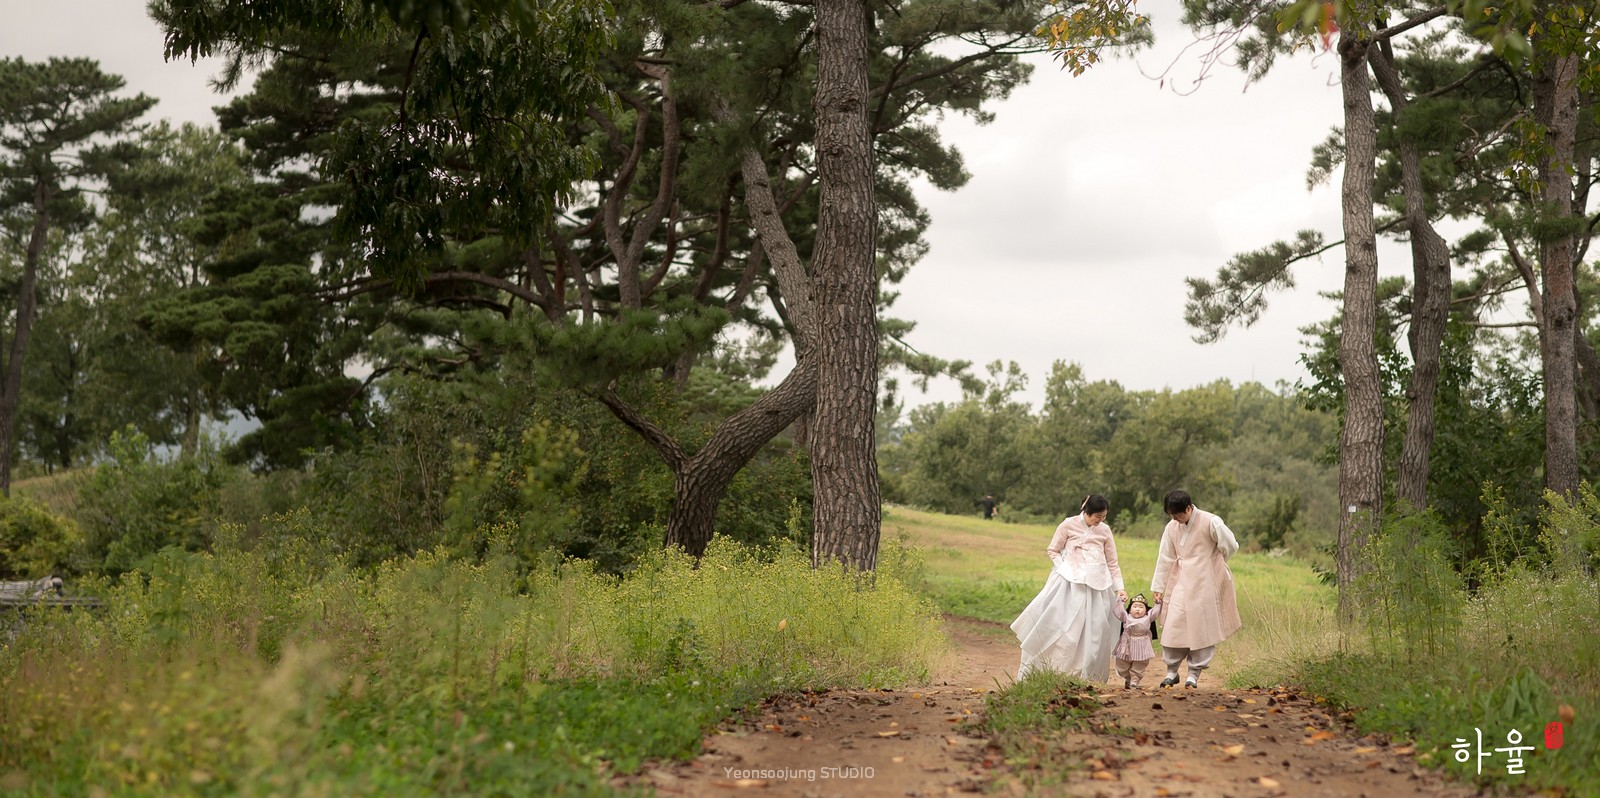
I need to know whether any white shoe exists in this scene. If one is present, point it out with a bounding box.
[1184,674,1199,689]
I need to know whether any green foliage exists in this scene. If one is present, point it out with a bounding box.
[882,363,1338,557]
[0,496,80,578]
[1535,484,1600,578]
[0,537,943,794]
[1297,493,1600,795]
[1301,310,1548,570]
[1350,507,1466,657]
[1184,229,1326,344]
[74,428,231,575]
[299,367,809,573]
[442,422,585,562]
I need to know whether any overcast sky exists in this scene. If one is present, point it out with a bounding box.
[1,0,1431,409]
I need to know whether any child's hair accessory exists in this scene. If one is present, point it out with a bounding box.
[1128,593,1149,609]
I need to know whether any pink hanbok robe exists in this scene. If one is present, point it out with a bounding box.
[1151,508,1241,650]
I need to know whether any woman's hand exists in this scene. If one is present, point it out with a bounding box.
[1152,591,1163,603]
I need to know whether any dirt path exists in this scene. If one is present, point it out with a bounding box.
[628,616,1483,797]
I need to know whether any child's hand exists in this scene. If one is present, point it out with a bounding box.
[1116,590,1128,603]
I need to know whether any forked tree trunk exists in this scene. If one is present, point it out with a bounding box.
[1370,45,1451,510]
[1335,32,1385,621]
[604,356,818,557]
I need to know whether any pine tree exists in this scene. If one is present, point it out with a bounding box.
[0,57,154,492]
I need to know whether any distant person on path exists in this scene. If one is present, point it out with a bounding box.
[1011,494,1126,681]
[976,494,998,520]
[1151,489,1241,689]
[1111,593,1162,689]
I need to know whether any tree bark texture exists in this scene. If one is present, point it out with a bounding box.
[1533,47,1582,497]
[809,0,881,571]
[1335,33,1384,620]
[667,359,819,556]
[1370,45,1451,510]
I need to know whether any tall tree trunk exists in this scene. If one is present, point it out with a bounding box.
[1370,44,1451,510]
[1335,32,1384,621]
[182,379,202,459]
[1532,46,1582,497]
[809,0,880,571]
[0,183,50,495]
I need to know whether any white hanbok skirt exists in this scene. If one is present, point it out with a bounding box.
[1010,570,1118,682]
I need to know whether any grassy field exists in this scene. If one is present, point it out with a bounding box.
[883,505,1337,687]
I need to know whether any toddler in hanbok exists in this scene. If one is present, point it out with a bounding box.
[1111,593,1162,689]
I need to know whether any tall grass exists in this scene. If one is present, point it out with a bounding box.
[0,529,944,796]
[1294,496,1600,795]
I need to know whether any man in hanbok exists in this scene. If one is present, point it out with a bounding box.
[1150,489,1240,688]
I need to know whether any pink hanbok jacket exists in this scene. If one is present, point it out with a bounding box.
[1046,513,1124,592]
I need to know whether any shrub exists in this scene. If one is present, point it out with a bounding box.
[73,428,233,575]
[0,496,81,578]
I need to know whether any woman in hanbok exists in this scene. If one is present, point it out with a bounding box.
[1010,494,1126,681]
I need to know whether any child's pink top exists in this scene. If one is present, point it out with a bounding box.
[1111,601,1162,662]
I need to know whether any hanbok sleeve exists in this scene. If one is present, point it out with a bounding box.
[1103,528,1124,592]
[1211,514,1240,560]
[1046,518,1071,561]
[1151,526,1177,594]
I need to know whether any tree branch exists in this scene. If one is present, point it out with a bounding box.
[598,387,687,472]
[1504,230,1544,326]
[1373,6,1448,42]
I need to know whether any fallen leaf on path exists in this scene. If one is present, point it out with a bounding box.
[874,730,900,737]
[1091,771,1118,781]
[1392,745,1415,755]
[1353,746,1377,754]
[763,725,781,732]
[1258,776,1280,789]
[892,756,905,763]
[1222,744,1245,755]
[1243,698,1258,704]
[1366,760,1382,769]
[1214,706,1227,712]
[1311,731,1336,741]
[1225,728,1247,734]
